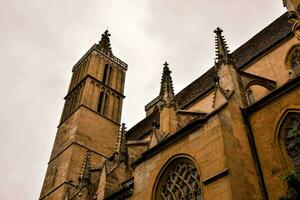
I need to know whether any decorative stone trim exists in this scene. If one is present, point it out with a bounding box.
[203,169,229,185]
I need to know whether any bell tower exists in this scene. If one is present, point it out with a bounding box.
[39,30,127,200]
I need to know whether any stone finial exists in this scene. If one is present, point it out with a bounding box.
[78,150,92,187]
[284,1,300,40]
[159,62,177,108]
[97,30,113,56]
[214,27,233,65]
[114,123,128,164]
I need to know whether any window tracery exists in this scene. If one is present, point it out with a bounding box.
[155,158,202,200]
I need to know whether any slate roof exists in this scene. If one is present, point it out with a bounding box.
[233,12,292,68]
[127,12,293,140]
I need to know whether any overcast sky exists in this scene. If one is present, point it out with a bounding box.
[0,0,286,199]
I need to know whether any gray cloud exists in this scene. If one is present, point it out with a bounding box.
[0,0,285,199]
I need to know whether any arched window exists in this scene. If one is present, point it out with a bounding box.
[97,91,104,113]
[103,92,110,116]
[154,157,202,200]
[115,96,121,122]
[103,64,110,84]
[279,112,300,173]
[108,66,114,87]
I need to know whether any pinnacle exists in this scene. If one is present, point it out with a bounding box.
[159,61,175,99]
[116,123,127,153]
[214,27,223,35]
[97,29,113,56]
[78,150,92,187]
[163,61,169,69]
[214,27,232,65]
[114,123,128,164]
[103,30,111,37]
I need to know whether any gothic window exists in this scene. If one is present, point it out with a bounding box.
[103,64,110,84]
[115,96,121,122]
[108,66,114,87]
[111,94,117,121]
[154,158,202,200]
[97,91,105,113]
[103,92,110,117]
[120,71,125,93]
[288,46,300,76]
[116,69,121,91]
[280,112,300,173]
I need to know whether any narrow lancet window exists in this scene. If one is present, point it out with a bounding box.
[97,91,105,113]
[108,67,114,87]
[103,64,110,84]
[103,92,110,116]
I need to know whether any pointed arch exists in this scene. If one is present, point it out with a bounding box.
[153,155,202,200]
[275,109,300,172]
[103,91,110,117]
[97,90,105,113]
[244,79,276,91]
[103,63,110,84]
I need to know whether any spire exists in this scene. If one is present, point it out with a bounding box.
[159,62,176,107]
[114,123,128,164]
[78,150,92,187]
[214,27,233,65]
[97,30,113,56]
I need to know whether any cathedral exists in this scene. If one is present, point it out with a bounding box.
[39,1,300,199]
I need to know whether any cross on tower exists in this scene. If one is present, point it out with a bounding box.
[163,61,169,68]
[102,30,111,37]
[214,27,223,34]
[121,123,127,133]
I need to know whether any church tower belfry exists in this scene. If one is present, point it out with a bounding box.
[39,30,127,200]
[61,30,127,124]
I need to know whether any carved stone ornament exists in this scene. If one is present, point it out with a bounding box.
[155,158,202,200]
[288,4,300,40]
[97,30,113,56]
[159,62,177,107]
[290,47,300,76]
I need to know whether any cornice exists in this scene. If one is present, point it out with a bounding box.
[64,74,125,100]
[58,104,121,128]
[72,44,128,72]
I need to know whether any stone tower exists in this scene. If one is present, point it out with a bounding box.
[39,30,127,200]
